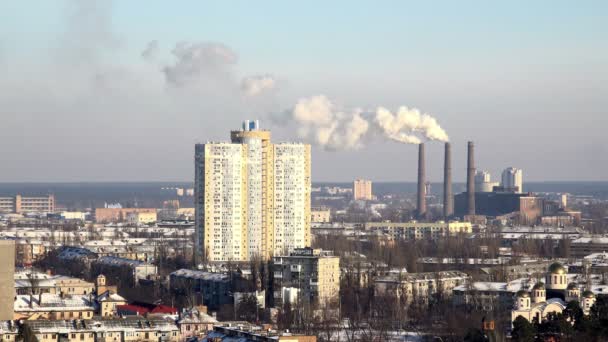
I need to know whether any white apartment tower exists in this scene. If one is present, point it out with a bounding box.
[501,167,523,193]
[195,120,311,263]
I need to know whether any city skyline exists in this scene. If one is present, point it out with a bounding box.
[1,1,607,182]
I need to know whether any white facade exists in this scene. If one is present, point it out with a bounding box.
[195,143,246,262]
[501,167,523,193]
[475,170,499,193]
[194,122,311,263]
[243,136,264,260]
[273,144,310,256]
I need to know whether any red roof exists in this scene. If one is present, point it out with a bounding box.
[117,304,177,315]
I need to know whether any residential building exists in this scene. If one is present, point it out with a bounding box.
[364,221,472,240]
[570,237,608,257]
[0,240,15,320]
[177,307,218,340]
[353,179,373,201]
[375,271,470,305]
[273,248,340,306]
[0,321,18,341]
[14,293,96,320]
[126,211,157,225]
[501,167,523,193]
[169,269,232,310]
[210,324,317,342]
[91,256,157,286]
[22,318,180,342]
[15,271,96,296]
[0,195,55,214]
[310,207,331,223]
[194,120,311,262]
[94,208,156,223]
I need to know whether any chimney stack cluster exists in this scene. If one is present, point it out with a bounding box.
[415,140,476,220]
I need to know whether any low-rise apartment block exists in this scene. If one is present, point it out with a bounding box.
[375,271,470,305]
[22,318,180,342]
[365,221,472,240]
[273,248,340,306]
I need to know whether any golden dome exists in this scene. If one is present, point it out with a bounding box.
[516,290,530,298]
[548,262,566,274]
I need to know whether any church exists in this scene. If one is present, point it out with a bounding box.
[511,262,597,323]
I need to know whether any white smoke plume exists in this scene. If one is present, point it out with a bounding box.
[241,74,277,96]
[141,40,159,61]
[281,95,448,149]
[162,42,238,87]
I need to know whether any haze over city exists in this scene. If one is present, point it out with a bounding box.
[1,0,607,182]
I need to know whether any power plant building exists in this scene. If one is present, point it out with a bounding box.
[501,167,523,193]
[194,121,311,262]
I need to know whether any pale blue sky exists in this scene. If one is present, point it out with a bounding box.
[0,1,606,182]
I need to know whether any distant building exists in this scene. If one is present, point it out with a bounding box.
[455,192,541,223]
[475,170,499,193]
[194,121,311,262]
[310,207,331,223]
[571,237,608,257]
[59,211,87,221]
[511,262,597,324]
[0,240,15,320]
[364,221,472,240]
[210,324,317,342]
[375,271,470,305]
[273,248,340,306]
[94,208,156,223]
[501,167,523,193]
[14,293,96,320]
[91,256,157,286]
[169,269,232,310]
[0,194,55,214]
[126,211,157,225]
[353,179,373,201]
[22,318,180,342]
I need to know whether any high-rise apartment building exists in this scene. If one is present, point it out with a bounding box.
[194,121,311,263]
[353,179,373,201]
[501,167,523,193]
[0,194,55,214]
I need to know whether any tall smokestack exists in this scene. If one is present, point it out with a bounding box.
[443,142,453,218]
[417,143,426,219]
[467,141,476,215]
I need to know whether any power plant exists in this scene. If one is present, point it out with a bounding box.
[466,141,476,215]
[417,143,426,219]
[443,142,453,218]
[415,140,475,220]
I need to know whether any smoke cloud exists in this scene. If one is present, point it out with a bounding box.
[279,95,448,149]
[141,40,159,61]
[241,74,277,96]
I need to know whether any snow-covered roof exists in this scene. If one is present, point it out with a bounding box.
[14,294,96,312]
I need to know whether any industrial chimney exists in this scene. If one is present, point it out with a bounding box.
[443,142,453,218]
[417,143,426,219]
[467,141,476,215]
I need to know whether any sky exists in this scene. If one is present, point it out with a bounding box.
[0,0,606,182]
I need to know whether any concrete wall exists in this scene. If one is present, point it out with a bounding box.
[0,240,15,320]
